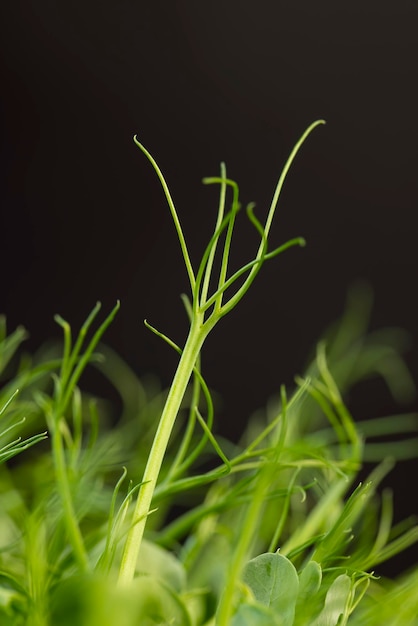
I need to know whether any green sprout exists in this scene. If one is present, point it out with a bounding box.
[117,120,325,585]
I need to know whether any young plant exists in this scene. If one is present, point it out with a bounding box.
[117,120,325,585]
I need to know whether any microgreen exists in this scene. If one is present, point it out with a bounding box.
[117,120,324,586]
[0,123,417,625]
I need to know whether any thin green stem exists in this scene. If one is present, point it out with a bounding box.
[51,418,89,571]
[221,120,325,315]
[164,365,201,482]
[118,319,211,585]
[202,236,305,315]
[200,162,227,306]
[193,206,237,314]
[133,136,196,292]
[143,318,216,480]
[263,120,325,242]
[214,179,240,311]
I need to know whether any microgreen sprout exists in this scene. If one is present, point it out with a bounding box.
[118,120,325,585]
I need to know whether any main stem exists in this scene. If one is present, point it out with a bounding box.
[118,319,208,585]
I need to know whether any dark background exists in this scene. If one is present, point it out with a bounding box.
[1,1,417,574]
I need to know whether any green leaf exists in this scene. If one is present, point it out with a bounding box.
[231,602,281,626]
[137,539,187,593]
[297,560,322,603]
[241,552,299,626]
[125,576,192,626]
[312,574,351,626]
[50,574,192,626]
[294,562,323,625]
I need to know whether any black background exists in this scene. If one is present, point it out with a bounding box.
[1,1,417,574]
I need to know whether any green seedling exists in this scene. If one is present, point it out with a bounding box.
[118,119,325,586]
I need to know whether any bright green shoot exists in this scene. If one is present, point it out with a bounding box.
[118,119,326,585]
[41,301,120,572]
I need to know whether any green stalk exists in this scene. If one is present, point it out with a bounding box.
[118,317,211,584]
[51,418,89,571]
